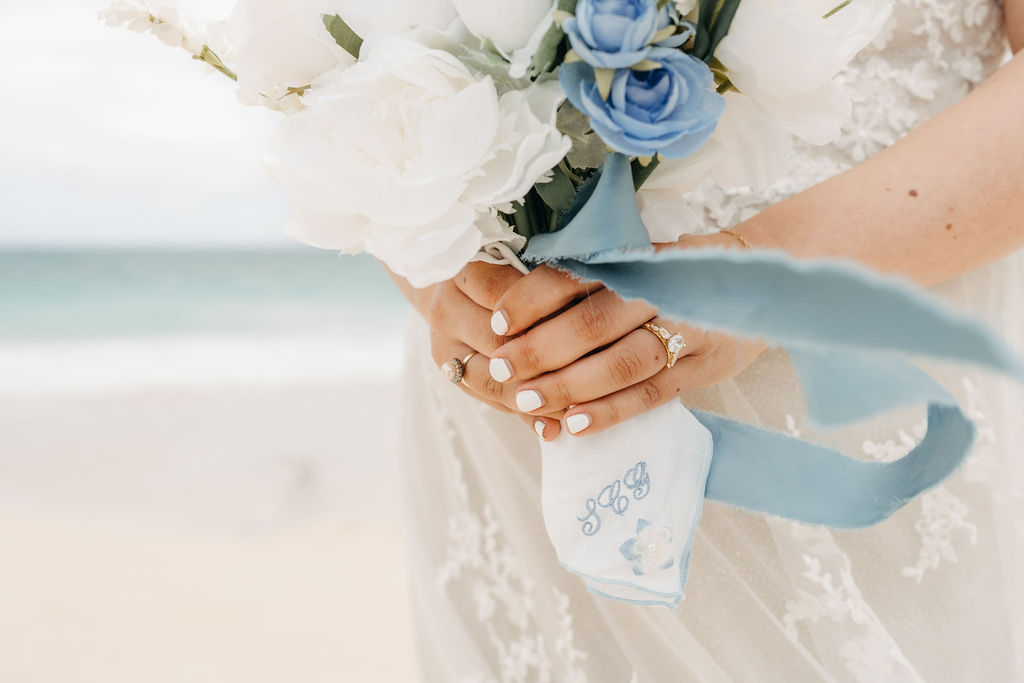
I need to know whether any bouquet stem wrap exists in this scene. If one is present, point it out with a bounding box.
[526,153,1024,607]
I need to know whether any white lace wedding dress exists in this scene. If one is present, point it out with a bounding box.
[397,2,1024,680]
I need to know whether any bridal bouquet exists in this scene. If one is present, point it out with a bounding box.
[104,0,1024,607]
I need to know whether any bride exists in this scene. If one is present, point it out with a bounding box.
[385,0,1024,680]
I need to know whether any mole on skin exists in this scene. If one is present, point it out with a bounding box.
[908,189,919,197]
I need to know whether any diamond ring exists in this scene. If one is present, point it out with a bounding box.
[442,352,478,385]
[642,322,686,369]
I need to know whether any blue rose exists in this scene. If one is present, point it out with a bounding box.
[559,48,725,159]
[564,0,686,69]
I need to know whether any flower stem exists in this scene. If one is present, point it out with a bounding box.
[193,46,237,82]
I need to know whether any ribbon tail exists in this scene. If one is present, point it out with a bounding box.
[699,401,975,528]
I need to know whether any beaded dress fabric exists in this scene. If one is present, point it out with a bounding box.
[398,2,1024,680]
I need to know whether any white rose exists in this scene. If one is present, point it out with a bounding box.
[452,0,554,54]
[707,0,892,189]
[222,0,354,113]
[265,35,571,287]
[716,0,892,144]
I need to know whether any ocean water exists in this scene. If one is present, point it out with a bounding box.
[0,249,415,529]
[0,249,414,395]
[0,249,408,342]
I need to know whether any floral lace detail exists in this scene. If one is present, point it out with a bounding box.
[857,375,999,582]
[428,376,628,683]
[901,487,979,582]
[682,0,1006,236]
[962,376,998,484]
[781,525,923,683]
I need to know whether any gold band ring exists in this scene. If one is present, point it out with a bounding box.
[442,351,478,384]
[642,322,686,369]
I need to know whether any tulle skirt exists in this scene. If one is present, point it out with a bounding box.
[398,250,1024,682]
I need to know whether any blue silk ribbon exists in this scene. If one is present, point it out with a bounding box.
[524,152,1024,531]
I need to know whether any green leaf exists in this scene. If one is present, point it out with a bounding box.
[534,164,579,217]
[454,40,532,91]
[322,14,363,60]
[527,0,579,78]
[557,104,607,170]
[691,0,742,64]
[631,156,662,191]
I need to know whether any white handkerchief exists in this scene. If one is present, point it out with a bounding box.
[539,401,714,607]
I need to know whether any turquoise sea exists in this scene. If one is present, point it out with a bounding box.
[0,249,409,342]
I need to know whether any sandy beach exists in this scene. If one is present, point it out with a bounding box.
[0,336,420,682]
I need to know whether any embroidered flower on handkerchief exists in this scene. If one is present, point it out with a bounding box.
[619,519,674,576]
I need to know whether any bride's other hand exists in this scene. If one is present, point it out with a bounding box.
[392,261,567,438]
[490,263,767,436]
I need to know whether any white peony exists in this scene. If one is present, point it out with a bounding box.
[637,141,723,243]
[265,34,571,287]
[710,0,892,189]
[219,0,355,113]
[452,0,554,55]
[327,0,458,40]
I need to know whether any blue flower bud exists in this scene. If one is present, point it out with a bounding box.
[559,48,725,159]
[564,0,662,69]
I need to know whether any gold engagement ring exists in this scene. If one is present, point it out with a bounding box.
[642,322,686,369]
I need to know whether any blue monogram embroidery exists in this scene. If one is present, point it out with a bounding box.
[597,480,630,515]
[577,498,601,536]
[623,461,651,500]
[577,462,653,536]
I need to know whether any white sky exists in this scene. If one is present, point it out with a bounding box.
[0,0,294,248]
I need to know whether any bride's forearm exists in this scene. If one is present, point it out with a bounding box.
[721,50,1024,287]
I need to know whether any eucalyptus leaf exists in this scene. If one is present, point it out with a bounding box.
[456,42,528,91]
[557,104,607,170]
[322,14,363,60]
[535,165,579,217]
[528,0,579,78]
[691,0,742,63]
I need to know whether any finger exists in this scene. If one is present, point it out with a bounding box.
[516,414,562,442]
[453,261,524,311]
[490,265,603,337]
[459,350,522,410]
[560,354,706,436]
[428,281,508,356]
[508,327,668,414]
[490,289,657,387]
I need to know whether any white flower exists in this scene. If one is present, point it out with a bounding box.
[710,0,892,189]
[638,141,722,242]
[674,0,697,16]
[326,0,458,39]
[452,0,554,55]
[265,35,571,287]
[100,0,206,55]
[219,0,355,113]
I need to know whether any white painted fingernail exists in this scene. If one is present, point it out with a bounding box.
[566,413,592,435]
[491,310,510,336]
[534,420,546,439]
[489,358,513,383]
[516,390,544,412]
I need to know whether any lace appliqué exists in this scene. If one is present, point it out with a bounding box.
[679,0,1007,239]
[781,525,923,683]
[428,375,639,683]
[858,375,998,583]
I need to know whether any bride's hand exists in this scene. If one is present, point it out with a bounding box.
[420,261,575,435]
[490,265,768,437]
